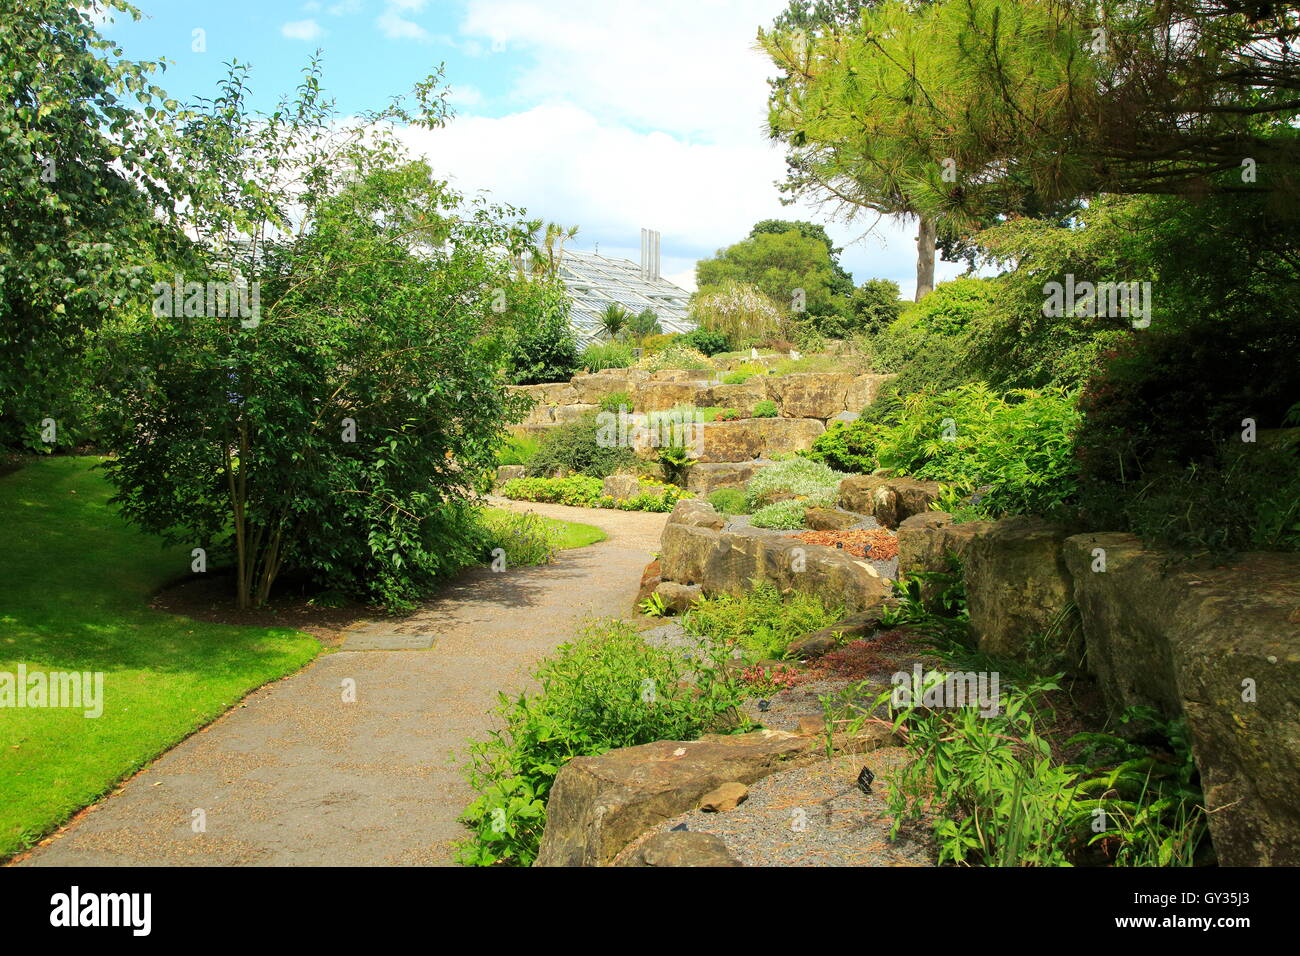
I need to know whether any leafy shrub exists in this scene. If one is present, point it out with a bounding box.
[525,413,637,478]
[749,498,812,530]
[1101,442,1300,554]
[707,488,749,515]
[639,333,679,354]
[458,619,745,865]
[495,434,541,467]
[599,391,633,413]
[905,277,998,336]
[806,418,885,473]
[500,475,691,512]
[501,474,604,507]
[713,407,742,422]
[744,456,845,512]
[477,508,559,567]
[636,345,714,372]
[683,581,843,661]
[581,341,634,373]
[752,399,779,418]
[679,327,732,356]
[872,383,1082,519]
[504,279,582,385]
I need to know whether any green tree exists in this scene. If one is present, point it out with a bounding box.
[695,229,841,322]
[0,0,186,450]
[597,302,631,340]
[98,63,531,610]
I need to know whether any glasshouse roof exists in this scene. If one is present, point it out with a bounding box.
[556,249,695,348]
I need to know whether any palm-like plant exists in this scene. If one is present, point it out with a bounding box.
[598,303,631,340]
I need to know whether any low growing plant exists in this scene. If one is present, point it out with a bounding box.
[458,619,746,865]
[683,581,842,661]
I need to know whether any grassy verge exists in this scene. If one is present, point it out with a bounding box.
[480,506,606,551]
[0,458,321,860]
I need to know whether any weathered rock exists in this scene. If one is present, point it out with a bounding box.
[570,371,646,404]
[509,381,578,406]
[1062,533,1300,866]
[601,473,641,500]
[844,373,896,412]
[651,368,716,382]
[634,380,710,412]
[804,507,861,531]
[768,372,856,420]
[653,581,703,614]
[635,559,662,607]
[684,461,767,495]
[698,417,824,463]
[667,498,726,530]
[796,715,826,736]
[701,379,769,416]
[787,609,885,659]
[494,464,526,486]
[896,512,994,601]
[838,475,942,529]
[617,831,743,867]
[965,517,1077,659]
[658,520,891,613]
[699,781,749,812]
[534,730,816,866]
[550,402,600,424]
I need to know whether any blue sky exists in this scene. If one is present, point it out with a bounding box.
[101,0,967,295]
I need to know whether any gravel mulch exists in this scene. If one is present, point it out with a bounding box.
[616,749,936,867]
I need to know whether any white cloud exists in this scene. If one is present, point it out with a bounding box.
[460,0,788,146]
[378,9,430,41]
[394,101,964,297]
[282,19,324,41]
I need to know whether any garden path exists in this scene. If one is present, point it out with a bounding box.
[17,500,666,867]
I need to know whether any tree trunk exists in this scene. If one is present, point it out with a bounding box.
[915,216,937,301]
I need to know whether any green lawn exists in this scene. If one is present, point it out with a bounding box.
[0,458,321,859]
[480,506,607,550]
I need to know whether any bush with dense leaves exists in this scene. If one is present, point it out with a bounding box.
[525,412,637,478]
[678,327,732,356]
[744,456,846,513]
[504,279,582,385]
[872,383,1081,519]
[499,475,691,512]
[683,581,843,661]
[458,619,745,865]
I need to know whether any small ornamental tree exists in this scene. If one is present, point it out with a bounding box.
[98,64,531,610]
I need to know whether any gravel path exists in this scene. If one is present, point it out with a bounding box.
[617,749,935,867]
[15,500,666,867]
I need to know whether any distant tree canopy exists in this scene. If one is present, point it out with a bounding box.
[696,227,843,319]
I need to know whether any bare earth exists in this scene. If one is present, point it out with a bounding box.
[16,499,667,867]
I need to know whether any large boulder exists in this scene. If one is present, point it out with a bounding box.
[844,373,896,411]
[634,380,710,412]
[838,475,942,529]
[570,371,647,404]
[787,609,888,659]
[534,730,816,866]
[965,517,1077,659]
[684,461,768,495]
[698,417,824,463]
[601,473,642,500]
[651,369,716,382]
[550,402,600,424]
[1062,533,1300,866]
[617,831,743,867]
[767,372,856,420]
[509,381,578,407]
[701,379,770,416]
[653,581,703,614]
[804,507,862,531]
[658,519,892,613]
[896,512,994,603]
[494,465,526,487]
[667,499,726,531]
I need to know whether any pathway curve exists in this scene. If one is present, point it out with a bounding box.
[18,500,667,867]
